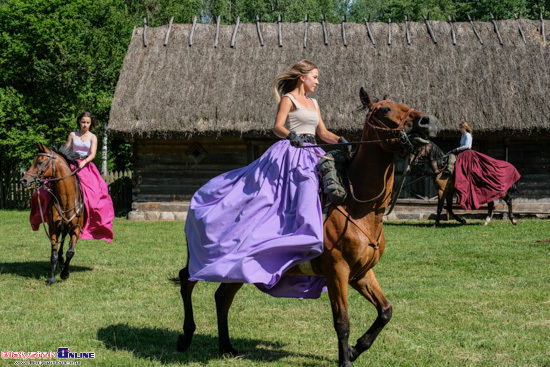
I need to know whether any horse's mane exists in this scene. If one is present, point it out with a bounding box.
[48,144,80,166]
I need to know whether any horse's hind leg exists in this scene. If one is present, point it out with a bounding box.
[484,201,495,226]
[215,282,243,356]
[176,267,198,353]
[502,194,517,225]
[325,267,353,367]
[434,196,444,227]
[349,269,392,363]
[447,194,465,225]
[60,233,77,280]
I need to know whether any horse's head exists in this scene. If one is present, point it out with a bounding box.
[20,143,57,187]
[359,87,438,153]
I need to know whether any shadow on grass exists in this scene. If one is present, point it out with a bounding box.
[0,261,93,280]
[98,323,333,366]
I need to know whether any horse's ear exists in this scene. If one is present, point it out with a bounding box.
[360,87,374,108]
[37,143,49,153]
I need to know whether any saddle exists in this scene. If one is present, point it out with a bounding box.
[317,151,352,206]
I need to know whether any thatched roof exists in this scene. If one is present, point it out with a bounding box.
[108,19,550,139]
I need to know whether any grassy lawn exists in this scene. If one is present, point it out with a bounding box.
[0,210,548,366]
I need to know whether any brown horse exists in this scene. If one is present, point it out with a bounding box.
[415,141,517,227]
[173,87,438,367]
[21,143,85,285]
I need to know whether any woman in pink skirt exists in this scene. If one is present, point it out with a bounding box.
[30,112,114,242]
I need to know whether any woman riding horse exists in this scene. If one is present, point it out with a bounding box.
[174,86,438,367]
[415,138,519,227]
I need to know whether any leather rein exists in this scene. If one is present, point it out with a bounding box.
[31,152,85,240]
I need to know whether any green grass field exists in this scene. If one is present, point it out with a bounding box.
[0,210,548,366]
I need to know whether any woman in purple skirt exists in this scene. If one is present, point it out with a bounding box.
[185,60,349,299]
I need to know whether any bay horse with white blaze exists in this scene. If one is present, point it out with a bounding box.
[414,141,517,227]
[21,143,85,285]
[173,88,438,367]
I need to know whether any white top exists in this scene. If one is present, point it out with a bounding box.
[72,133,92,158]
[457,132,472,152]
[283,94,319,135]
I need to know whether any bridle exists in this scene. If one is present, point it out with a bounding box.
[363,99,417,153]
[31,151,84,240]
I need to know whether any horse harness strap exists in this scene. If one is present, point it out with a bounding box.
[334,205,382,283]
[334,206,381,250]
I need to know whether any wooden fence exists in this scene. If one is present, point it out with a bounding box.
[0,166,133,216]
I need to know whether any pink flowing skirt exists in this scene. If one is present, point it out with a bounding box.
[30,161,114,242]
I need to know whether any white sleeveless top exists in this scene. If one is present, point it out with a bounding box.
[72,133,92,158]
[283,94,319,135]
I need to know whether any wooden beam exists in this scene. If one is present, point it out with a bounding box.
[231,16,240,48]
[515,14,526,44]
[278,15,283,47]
[164,17,174,46]
[490,13,503,45]
[189,16,197,47]
[364,18,375,45]
[448,16,456,45]
[303,15,309,48]
[214,15,220,48]
[341,15,347,46]
[142,18,147,47]
[322,14,328,45]
[467,14,484,45]
[405,15,410,45]
[388,18,392,45]
[423,14,437,44]
[256,15,264,46]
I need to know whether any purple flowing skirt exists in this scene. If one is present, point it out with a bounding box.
[30,161,114,242]
[185,140,328,299]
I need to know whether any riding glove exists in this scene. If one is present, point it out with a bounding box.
[339,136,352,155]
[286,131,304,147]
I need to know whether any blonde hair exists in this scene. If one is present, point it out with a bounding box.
[459,121,473,136]
[273,59,318,104]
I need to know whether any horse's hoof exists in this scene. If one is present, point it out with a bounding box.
[512,219,517,225]
[60,271,69,280]
[176,334,192,352]
[46,278,56,286]
[460,219,466,225]
[348,346,359,362]
[219,345,239,357]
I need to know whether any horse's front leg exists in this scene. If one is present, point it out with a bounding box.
[176,267,198,353]
[58,234,65,266]
[215,282,243,356]
[349,269,392,362]
[47,228,60,286]
[60,233,77,280]
[325,266,353,367]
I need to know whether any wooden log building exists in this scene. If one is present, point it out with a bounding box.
[108,18,550,220]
